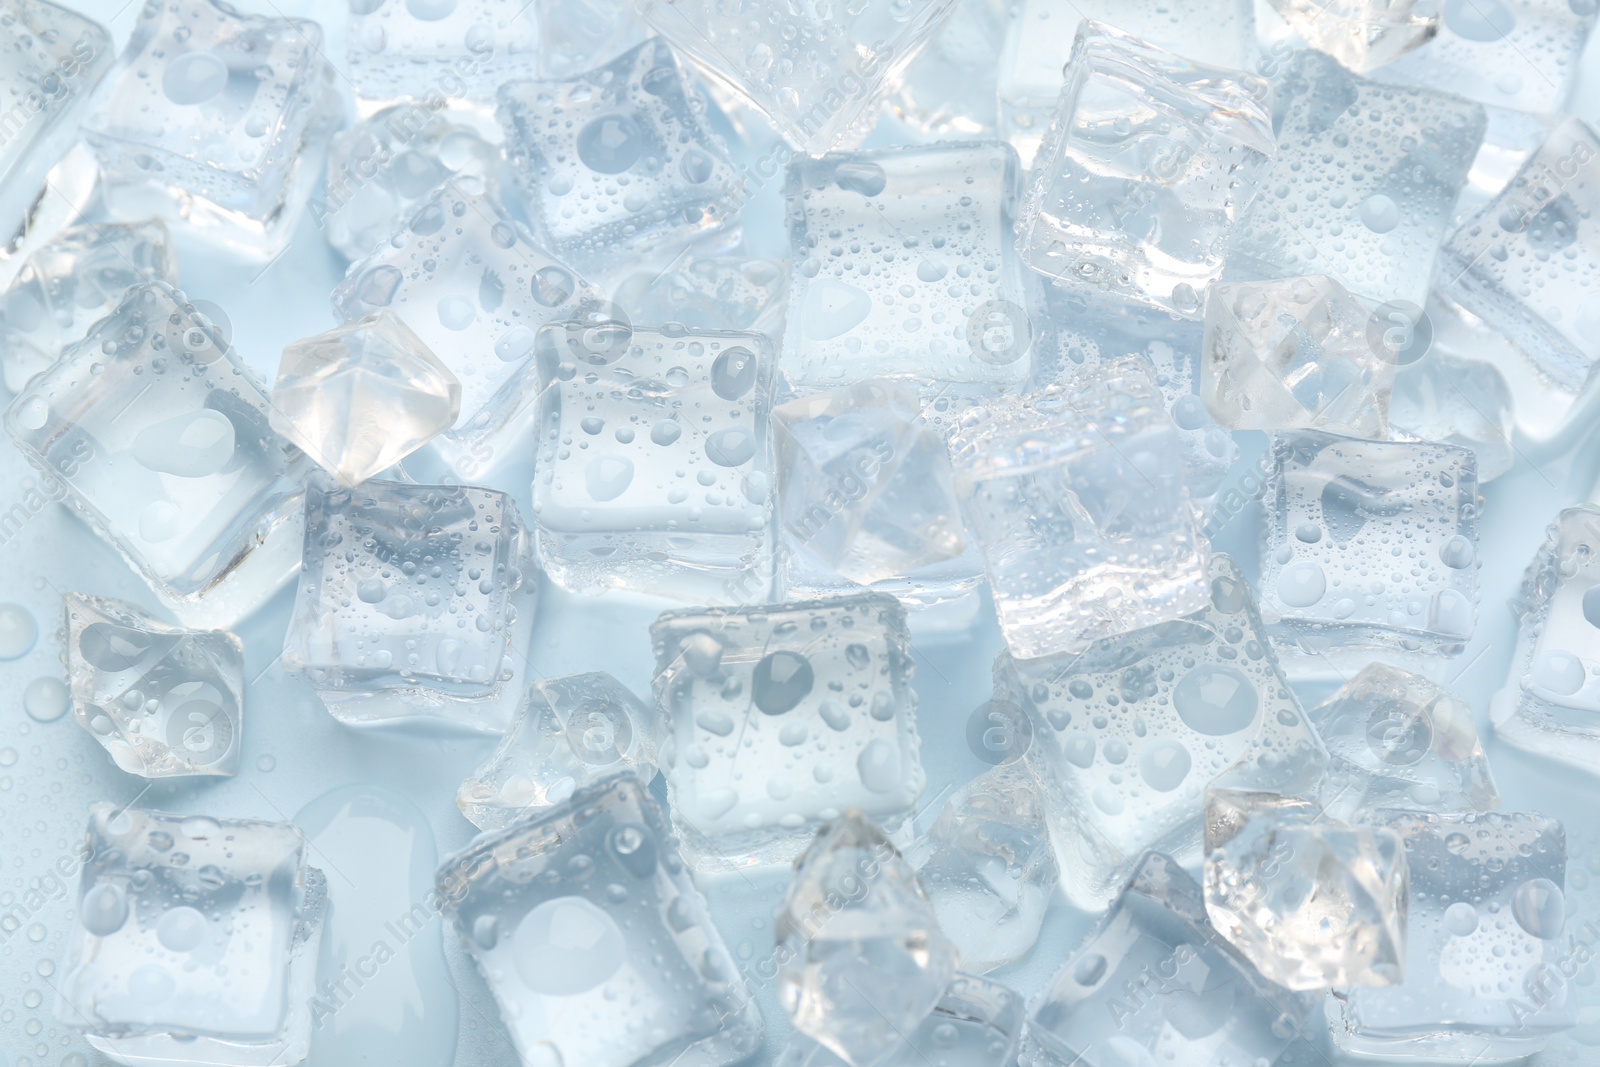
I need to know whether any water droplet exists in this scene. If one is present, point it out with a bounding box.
[156,906,208,952]
[23,676,68,721]
[1276,561,1326,607]
[513,897,625,993]
[710,347,758,400]
[81,883,129,936]
[1139,738,1191,792]
[1513,878,1565,939]
[833,161,887,196]
[585,454,634,501]
[577,114,645,174]
[0,604,37,659]
[1531,650,1586,696]
[705,426,756,467]
[754,651,813,714]
[437,295,476,331]
[1074,952,1107,986]
[163,52,229,105]
[1443,900,1478,936]
[1439,535,1475,569]
[1358,193,1401,234]
[1172,666,1258,735]
[857,739,901,793]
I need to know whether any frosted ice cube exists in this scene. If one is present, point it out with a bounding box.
[80,0,340,258]
[498,39,744,275]
[533,323,776,602]
[1228,50,1486,307]
[783,141,1036,391]
[1202,275,1397,438]
[904,762,1058,973]
[1262,0,1439,73]
[1016,21,1274,318]
[1330,810,1573,1062]
[436,772,764,1067]
[948,356,1211,660]
[775,972,1023,1066]
[456,672,658,829]
[282,477,538,732]
[612,255,787,334]
[888,0,1008,137]
[997,553,1328,909]
[58,804,325,1067]
[3,282,309,629]
[650,594,925,868]
[1389,349,1516,482]
[269,311,462,487]
[63,594,242,778]
[776,812,959,1066]
[0,218,178,393]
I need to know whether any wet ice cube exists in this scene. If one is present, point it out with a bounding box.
[903,762,1058,973]
[997,553,1328,909]
[1016,22,1274,319]
[269,311,462,487]
[948,357,1210,660]
[80,0,339,258]
[63,593,242,778]
[456,672,658,829]
[282,477,538,733]
[0,218,177,393]
[3,282,309,629]
[1389,349,1516,482]
[1262,0,1439,73]
[1312,662,1499,821]
[436,772,763,1067]
[777,812,960,1065]
[1202,275,1398,438]
[650,594,925,868]
[1331,810,1573,1062]
[776,972,1023,1066]
[1025,851,1313,1067]
[1228,51,1486,307]
[612,255,788,334]
[59,805,325,1067]
[783,141,1036,390]
[533,324,776,602]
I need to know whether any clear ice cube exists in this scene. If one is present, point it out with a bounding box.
[63,593,242,778]
[456,671,658,829]
[650,594,925,867]
[269,310,462,487]
[776,812,960,1066]
[612,255,788,334]
[58,804,326,1067]
[1016,21,1275,318]
[1389,349,1516,482]
[775,972,1023,1066]
[282,477,538,732]
[436,772,764,1067]
[3,282,309,629]
[1261,0,1439,73]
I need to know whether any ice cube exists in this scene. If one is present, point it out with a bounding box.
[533,323,776,602]
[58,804,326,1067]
[1228,50,1486,308]
[888,0,1008,137]
[456,672,658,829]
[612,255,788,334]
[1025,851,1313,1067]
[1202,275,1398,438]
[0,218,178,393]
[80,0,340,258]
[63,593,242,778]
[904,762,1058,973]
[269,311,462,487]
[499,39,744,275]
[1389,349,1516,482]
[1204,790,1408,990]
[282,477,538,732]
[1262,0,1439,73]
[1312,662,1499,820]
[775,972,1023,1066]
[948,356,1211,660]
[1016,22,1274,318]
[438,772,763,1067]
[777,812,960,1065]
[3,282,309,629]
[650,594,925,867]
[1330,810,1573,1062]
[783,141,1037,391]
[996,553,1329,909]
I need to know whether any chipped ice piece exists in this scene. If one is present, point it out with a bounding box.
[948,356,1211,660]
[1260,430,1482,667]
[282,478,538,733]
[1312,662,1499,820]
[58,805,325,1067]
[81,0,340,258]
[1331,810,1573,1062]
[904,762,1058,973]
[650,594,925,867]
[499,39,744,275]
[63,594,242,778]
[1204,790,1408,990]
[437,772,764,1067]
[612,255,787,334]
[783,141,1036,391]
[1389,350,1516,483]
[1017,22,1274,318]
[456,672,658,830]
[1202,275,1397,438]
[1229,50,1486,308]
[1025,852,1313,1067]
[1262,0,1439,73]
[270,311,462,487]
[888,0,1008,137]
[0,218,178,393]
[777,813,959,1065]
[3,282,309,629]
[775,972,1023,1066]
